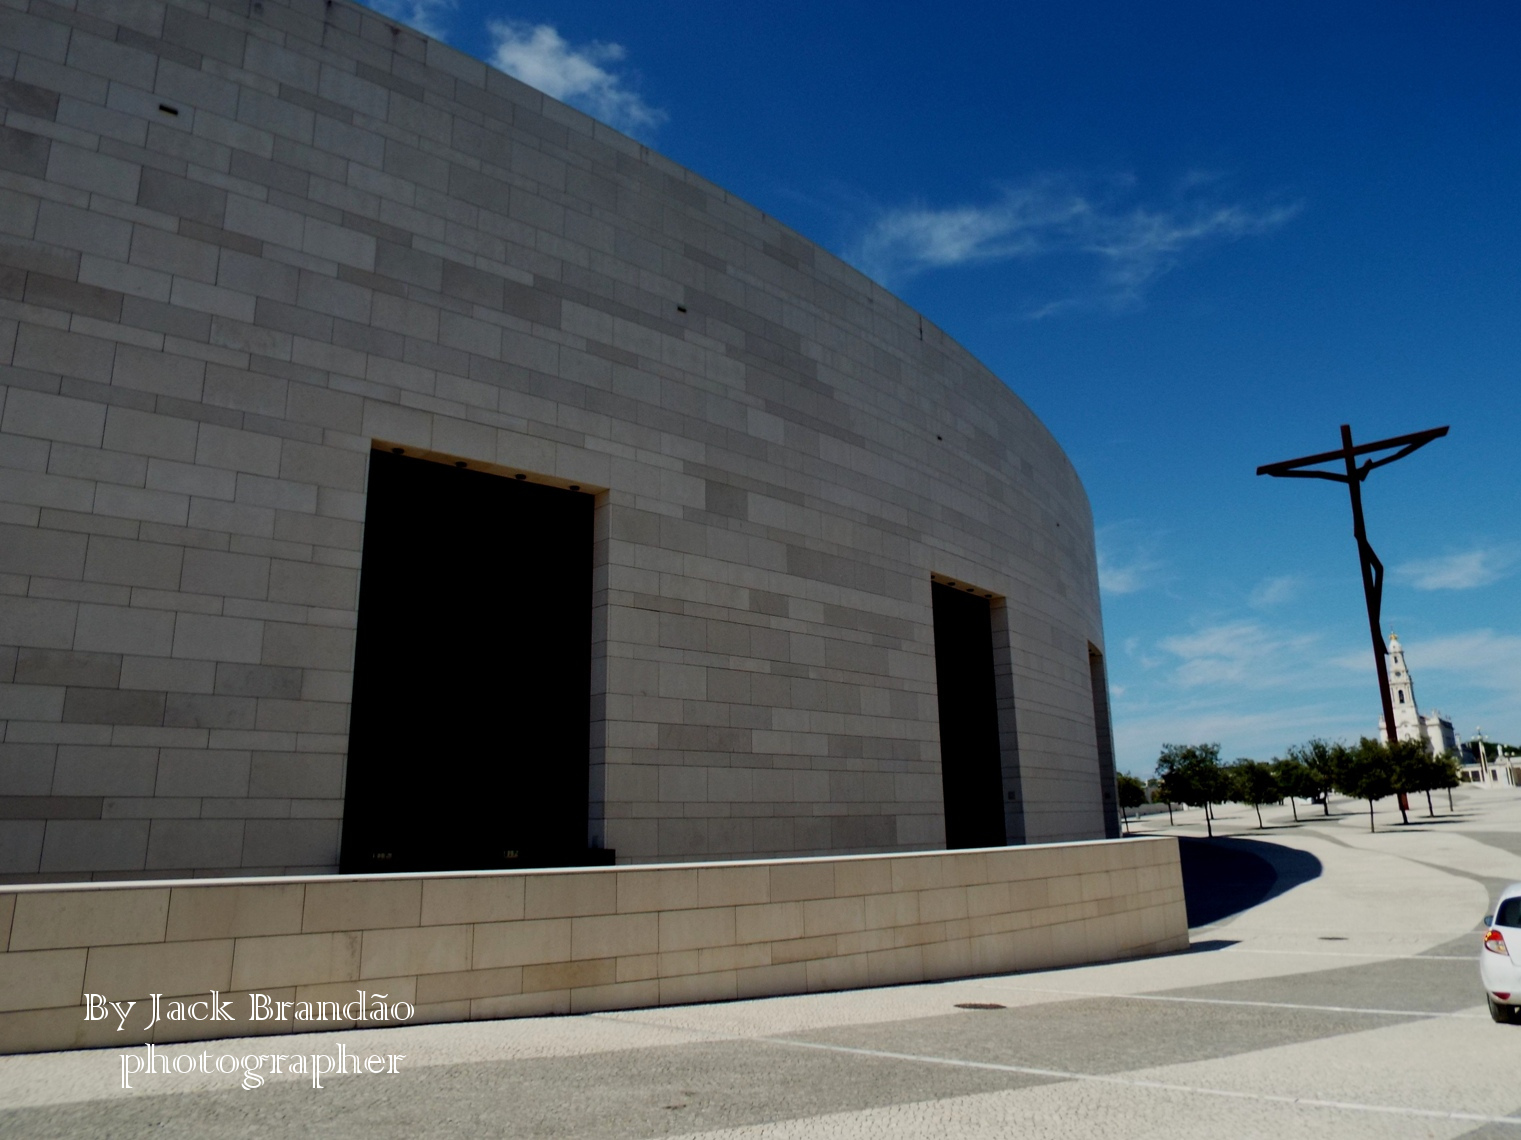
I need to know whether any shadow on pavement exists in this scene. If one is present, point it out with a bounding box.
[1179,836,1323,928]
[1183,938,1242,953]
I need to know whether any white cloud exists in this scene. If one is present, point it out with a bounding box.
[850,176,1300,313]
[1391,629,1521,695]
[488,20,665,138]
[1099,550,1162,596]
[365,0,455,40]
[1248,575,1301,608]
[1112,702,1369,770]
[1111,617,1521,774]
[1159,620,1325,689]
[1096,525,1164,596]
[855,182,1089,279]
[1110,622,1521,772]
[1395,546,1520,590]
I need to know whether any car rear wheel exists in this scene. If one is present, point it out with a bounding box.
[1488,995,1520,1024]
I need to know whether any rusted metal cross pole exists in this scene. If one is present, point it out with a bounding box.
[1257,424,1448,745]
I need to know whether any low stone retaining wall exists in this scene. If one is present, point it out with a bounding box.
[0,837,1186,1053]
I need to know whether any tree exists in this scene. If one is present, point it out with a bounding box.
[1387,738,1432,824]
[1388,740,1455,819]
[1434,751,1461,811]
[1283,739,1337,815]
[1229,759,1281,829]
[1153,775,1176,826]
[1271,756,1314,822]
[1116,773,1148,834]
[1333,736,1396,832]
[1156,743,1224,838]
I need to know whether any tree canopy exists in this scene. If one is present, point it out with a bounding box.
[1271,755,1315,821]
[1116,773,1147,833]
[1228,759,1280,829]
[1117,773,1148,813]
[1333,736,1396,831]
[1156,743,1224,837]
[1281,738,1338,815]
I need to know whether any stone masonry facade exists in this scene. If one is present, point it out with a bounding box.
[0,0,1114,881]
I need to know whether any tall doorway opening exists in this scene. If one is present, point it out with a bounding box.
[1089,645,1121,840]
[930,580,1008,849]
[340,449,599,872]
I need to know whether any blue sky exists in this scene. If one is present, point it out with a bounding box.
[367,1,1521,769]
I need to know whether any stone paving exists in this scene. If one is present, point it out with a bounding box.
[1,785,1517,1137]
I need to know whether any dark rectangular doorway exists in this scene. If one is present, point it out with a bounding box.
[1089,646,1121,839]
[340,450,601,873]
[930,581,1007,849]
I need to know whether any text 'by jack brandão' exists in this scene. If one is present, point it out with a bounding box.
[83,991,415,1089]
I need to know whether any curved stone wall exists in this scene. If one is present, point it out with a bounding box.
[0,0,1116,879]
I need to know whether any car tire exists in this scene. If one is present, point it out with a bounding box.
[1489,996,1519,1024]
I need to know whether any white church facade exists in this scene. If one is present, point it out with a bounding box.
[1378,633,1462,757]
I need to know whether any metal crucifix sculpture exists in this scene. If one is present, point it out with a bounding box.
[1257,424,1448,745]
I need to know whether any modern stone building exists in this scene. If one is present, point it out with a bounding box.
[0,0,1119,882]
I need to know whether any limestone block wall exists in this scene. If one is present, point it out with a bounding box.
[0,0,1116,880]
[0,837,1187,1054]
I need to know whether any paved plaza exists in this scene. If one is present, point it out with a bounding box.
[2,787,1517,1138]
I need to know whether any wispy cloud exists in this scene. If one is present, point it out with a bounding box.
[1112,702,1369,770]
[1114,619,1521,774]
[1114,621,1375,771]
[488,20,665,139]
[365,0,455,40]
[1099,550,1163,596]
[1097,525,1164,596]
[1395,546,1521,590]
[850,175,1300,314]
[1393,630,1521,695]
[1249,575,1302,608]
[1159,620,1323,689]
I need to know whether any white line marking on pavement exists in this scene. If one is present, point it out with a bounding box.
[980,984,1486,1019]
[761,1037,1521,1127]
[1218,947,1473,962]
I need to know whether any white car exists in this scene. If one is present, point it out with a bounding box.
[1482,884,1521,1024]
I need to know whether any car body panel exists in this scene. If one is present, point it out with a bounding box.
[1481,882,1521,1009]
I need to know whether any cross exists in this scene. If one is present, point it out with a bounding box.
[1257,424,1448,745]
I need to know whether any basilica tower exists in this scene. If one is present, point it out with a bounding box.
[1378,632,1461,755]
[1384,633,1427,742]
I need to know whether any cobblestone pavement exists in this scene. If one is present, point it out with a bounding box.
[3,787,1518,1139]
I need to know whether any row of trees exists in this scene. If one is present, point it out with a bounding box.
[1125,738,1461,835]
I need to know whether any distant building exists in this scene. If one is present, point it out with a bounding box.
[1377,633,1461,756]
[1464,736,1521,787]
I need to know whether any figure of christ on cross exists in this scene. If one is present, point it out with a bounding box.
[1257,423,1448,748]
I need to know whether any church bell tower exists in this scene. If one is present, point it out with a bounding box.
[1382,632,1427,744]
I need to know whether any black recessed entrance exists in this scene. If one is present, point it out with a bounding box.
[1089,646,1121,840]
[340,450,604,873]
[930,581,1007,849]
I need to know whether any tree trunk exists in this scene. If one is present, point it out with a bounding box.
[1166,801,1174,825]
[1447,787,1454,811]
[1398,796,1409,825]
[1205,806,1213,838]
[1425,790,1434,817]
[1322,794,1330,816]
[1290,798,1298,822]
[1255,803,1263,828]
[1367,798,1375,833]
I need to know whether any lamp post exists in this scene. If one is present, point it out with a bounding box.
[1257,424,1448,748]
